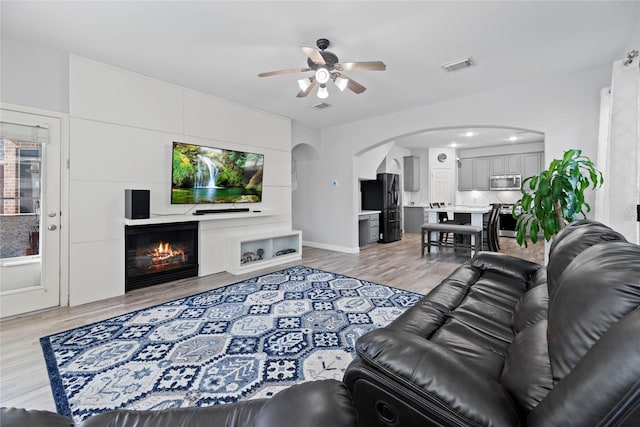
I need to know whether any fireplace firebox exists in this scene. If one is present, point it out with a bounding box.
[125,222,198,291]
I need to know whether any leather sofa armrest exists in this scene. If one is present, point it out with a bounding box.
[527,309,640,427]
[352,329,520,427]
[0,407,74,427]
[78,379,356,427]
[471,251,542,283]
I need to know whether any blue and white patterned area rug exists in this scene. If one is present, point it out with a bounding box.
[41,265,422,423]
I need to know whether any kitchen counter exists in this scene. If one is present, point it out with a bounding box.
[424,205,491,215]
[358,210,381,216]
[404,205,491,234]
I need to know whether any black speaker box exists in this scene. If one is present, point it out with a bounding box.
[125,189,150,219]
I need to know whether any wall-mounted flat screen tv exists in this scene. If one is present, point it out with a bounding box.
[171,142,264,204]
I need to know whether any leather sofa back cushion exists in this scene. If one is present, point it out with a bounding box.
[500,320,553,412]
[546,223,626,301]
[512,284,548,333]
[548,242,640,382]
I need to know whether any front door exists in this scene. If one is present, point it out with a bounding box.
[0,109,61,318]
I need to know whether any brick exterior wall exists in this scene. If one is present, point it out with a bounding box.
[1,139,39,215]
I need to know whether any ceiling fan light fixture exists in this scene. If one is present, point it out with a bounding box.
[297,77,312,92]
[315,67,330,84]
[334,76,348,92]
[317,85,329,99]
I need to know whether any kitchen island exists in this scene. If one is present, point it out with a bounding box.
[424,205,491,255]
[404,205,491,233]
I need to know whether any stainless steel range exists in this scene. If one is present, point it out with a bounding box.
[498,204,518,237]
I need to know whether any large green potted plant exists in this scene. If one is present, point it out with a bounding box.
[513,149,604,246]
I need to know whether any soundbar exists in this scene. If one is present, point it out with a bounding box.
[193,208,250,215]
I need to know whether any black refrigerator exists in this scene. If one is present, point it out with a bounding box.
[361,173,402,243]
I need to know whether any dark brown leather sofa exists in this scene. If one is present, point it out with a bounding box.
[0,379,356,427]
[3,220,639,427]
[344,220,640,426]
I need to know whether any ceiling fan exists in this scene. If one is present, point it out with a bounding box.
[258,38,386,99]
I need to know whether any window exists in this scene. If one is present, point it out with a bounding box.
[0,139,41,214]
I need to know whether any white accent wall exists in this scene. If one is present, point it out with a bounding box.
[68,56,292,305]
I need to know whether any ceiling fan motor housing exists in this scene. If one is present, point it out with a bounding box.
[316,38,330,50]
[307,51,339,69]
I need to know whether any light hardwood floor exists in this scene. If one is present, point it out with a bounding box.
[0,233,542,412]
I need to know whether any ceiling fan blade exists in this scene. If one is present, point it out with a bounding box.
[302,46,326,65]
[296,78,316,98]
[344,76,367,94]
[258,68,311,78]
[336,61,386,71]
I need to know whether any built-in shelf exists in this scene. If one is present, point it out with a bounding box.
[226,229,302,275]
[123,209,278,226]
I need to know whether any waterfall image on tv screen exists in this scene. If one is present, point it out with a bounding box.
[171,142,264,204]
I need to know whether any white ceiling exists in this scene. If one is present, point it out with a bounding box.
[2,1,637,134]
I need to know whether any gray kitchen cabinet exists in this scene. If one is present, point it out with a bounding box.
[491,154,521,175]
[459,151,543,191]
[359,213,380,246]
[491,156,505,175]
[522,152,542,180]
[368,214,380,243]
[474,157,491,190]
[403,206,427,233]
[506,154,521,174]
[458,158,474,190]
[403,156,420,191]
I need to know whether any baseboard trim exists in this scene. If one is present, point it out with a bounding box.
[302,240,359,254]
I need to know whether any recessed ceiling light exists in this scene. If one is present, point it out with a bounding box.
[508,135,518,142]
[463,131,475,137]
[450,142,458,147]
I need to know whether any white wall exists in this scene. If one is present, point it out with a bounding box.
[357,142,395,181]
[67,56,291,305]
[1,38,69,113]
[293,65,612,252]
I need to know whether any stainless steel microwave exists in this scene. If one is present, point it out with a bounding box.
[490,174,522,190]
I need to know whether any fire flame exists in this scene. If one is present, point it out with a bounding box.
[147,241,185,265]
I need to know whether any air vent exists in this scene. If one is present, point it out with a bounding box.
[312,102,331,109]
[441,57,474,73]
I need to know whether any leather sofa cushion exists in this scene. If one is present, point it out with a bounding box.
[547,219,608,256]
[546,223,626,301]
[548,242,640,382]
[471,252,542,283]
[431,318,508,378]
[421,265,479,312]
[512,284,548,333]
[386,301,446,338]
[500,320,553,412]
